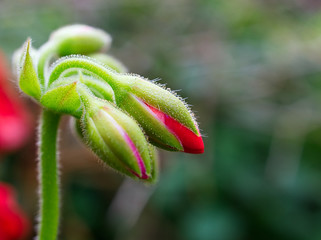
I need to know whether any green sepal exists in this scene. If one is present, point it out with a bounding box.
[19,39,41,100]
[41,81,81,118]
[144,144,159,184]
[12,41,37,77]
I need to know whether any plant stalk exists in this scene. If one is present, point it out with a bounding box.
[37,109,61,240]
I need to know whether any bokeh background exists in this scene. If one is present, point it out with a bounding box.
[1,0,321,239]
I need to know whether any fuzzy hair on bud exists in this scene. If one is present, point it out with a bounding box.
[78,87,154,180]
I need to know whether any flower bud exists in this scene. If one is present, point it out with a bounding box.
[46,56,204,153]
[79,89,153,180]
[116,75,204,154]
[50,24,112,56]
[72,117,158,183]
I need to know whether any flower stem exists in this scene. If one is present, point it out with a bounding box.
[37,109,61,240]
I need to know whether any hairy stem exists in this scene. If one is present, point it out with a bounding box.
[48,56,121,89]
[37,109,61,240]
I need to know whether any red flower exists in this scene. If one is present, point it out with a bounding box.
[0,183,30,240]
[0,51,31,153]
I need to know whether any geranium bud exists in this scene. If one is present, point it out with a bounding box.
[79,87,153,180]
[0,183,30,240]
[50,24,112,56]
[116,75,204,154]
[73,118,158,183]
[46,56,204,153]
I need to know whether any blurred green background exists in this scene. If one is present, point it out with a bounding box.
[2,0,321,239]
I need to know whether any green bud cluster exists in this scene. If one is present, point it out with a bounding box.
[14,24,204,182]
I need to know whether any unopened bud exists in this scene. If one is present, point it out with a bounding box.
[79,88,153,180]
[46,56,204,153]
[116,75,204,154]
[50,24,112,56]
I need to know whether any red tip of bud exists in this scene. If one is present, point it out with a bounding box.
[145,103,204,154]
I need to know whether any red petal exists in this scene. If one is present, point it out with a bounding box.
[144,102,204,154]
[0,52,32,153]
[0,184,30,240]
